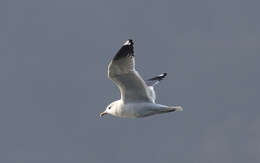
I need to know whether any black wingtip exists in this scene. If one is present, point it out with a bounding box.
[113,39,134,60]
[157,73,167,80]
[123,39,134,46]
[128,39,134,45]
[147,73,168,81]
[161,73,167,77]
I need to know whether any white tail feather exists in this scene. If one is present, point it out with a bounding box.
[170,106,183,111]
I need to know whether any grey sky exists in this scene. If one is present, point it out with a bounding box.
[4,0,260,162]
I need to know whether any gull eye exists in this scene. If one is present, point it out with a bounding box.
[108,106,111,109]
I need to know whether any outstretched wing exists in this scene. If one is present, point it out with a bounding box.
[146,73,167,86]
[108,39,152,103]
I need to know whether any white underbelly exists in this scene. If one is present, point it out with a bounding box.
[118,102,162,118]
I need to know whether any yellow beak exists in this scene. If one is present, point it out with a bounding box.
[99,112,107,117]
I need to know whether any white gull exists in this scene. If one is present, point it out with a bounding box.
[99,39,183,118]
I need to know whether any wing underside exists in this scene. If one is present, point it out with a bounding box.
[108,40,152,103]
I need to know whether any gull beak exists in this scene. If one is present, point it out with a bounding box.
[99,111,107,117]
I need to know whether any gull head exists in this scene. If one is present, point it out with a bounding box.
[99,101,119,117]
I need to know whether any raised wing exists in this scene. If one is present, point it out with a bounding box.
[108,39,152,103]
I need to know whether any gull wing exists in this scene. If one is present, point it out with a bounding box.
[108,40,152,103]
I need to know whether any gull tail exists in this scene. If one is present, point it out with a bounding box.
[157,105,183,114]
[167,106,183,112]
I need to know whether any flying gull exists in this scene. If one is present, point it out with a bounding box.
[99,39,183,118]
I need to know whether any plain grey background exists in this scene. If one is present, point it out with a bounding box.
[4,0,260,162]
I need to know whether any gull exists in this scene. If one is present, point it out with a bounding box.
[99,39,183,118]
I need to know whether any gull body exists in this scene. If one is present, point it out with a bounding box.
[104,100,180,118]
[100,39,183,118]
